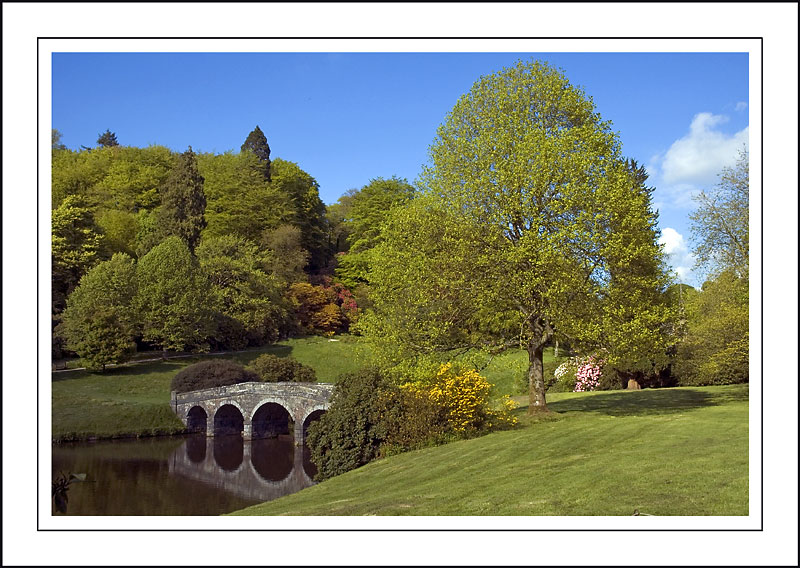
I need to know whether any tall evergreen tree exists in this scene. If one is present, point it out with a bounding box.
[97,129,119,147]
[241,125,272,181]
[156,147,207,252]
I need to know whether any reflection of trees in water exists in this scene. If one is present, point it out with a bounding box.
[213,435,244,471]
[250,437,294,481]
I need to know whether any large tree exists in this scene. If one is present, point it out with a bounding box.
[134,237,215,353]
[270,158,329,271]
[335,177,415,288]
[241,125,272,182]
[196,235,288,348]
[57,253,138,371]
[689,148,749,279]
[156,147,207,252]
[362,60,672,412]
[52,195,105,314]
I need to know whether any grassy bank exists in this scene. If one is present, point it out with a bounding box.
[228,384,749,516]
[51,336,367,441]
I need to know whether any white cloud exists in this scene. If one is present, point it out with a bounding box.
[735,101,748,112]
[659,227,696,283]
[661,112,749,187]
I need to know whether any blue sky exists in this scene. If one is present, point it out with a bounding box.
[52,52,749,286]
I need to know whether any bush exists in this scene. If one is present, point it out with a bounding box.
[306,368,395,480]
[170,359,258,393]
[403,363,517,434]
[307,363,518,481]
[548,357,579,392]
[246,354,316,383]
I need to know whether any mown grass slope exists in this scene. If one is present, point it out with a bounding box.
[228,384,749,516]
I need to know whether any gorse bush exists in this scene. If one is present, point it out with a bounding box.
[170,359,258,393]
[402,363,517,434]
[246,353,316,383]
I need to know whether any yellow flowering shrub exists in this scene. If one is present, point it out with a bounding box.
[401,362,518,435]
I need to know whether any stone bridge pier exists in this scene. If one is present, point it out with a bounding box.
[171,382,335,446]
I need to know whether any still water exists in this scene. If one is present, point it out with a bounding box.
[51,435,317,515]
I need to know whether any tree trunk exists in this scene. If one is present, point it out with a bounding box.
[527,339,549,413]
[554,339,559,359]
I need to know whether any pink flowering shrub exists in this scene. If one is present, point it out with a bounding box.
[573,355,606,392]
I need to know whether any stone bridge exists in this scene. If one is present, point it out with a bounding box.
[171,382,335,445]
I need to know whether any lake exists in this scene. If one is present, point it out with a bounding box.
[51,434,317,515]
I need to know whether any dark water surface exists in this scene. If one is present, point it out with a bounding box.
[51,435,317,515]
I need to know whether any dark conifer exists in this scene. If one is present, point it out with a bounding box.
[97,129,119,147]
[241,125,272,181]
[157,147,207,252]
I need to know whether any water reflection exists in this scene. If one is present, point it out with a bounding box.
[169,435,316,504]
[52,435,317,515]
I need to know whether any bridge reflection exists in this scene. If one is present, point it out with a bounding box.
[169,435,317,503]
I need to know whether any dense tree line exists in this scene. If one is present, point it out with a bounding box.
[52,126,364,369]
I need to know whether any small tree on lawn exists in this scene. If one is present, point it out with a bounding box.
[58,253,138,371]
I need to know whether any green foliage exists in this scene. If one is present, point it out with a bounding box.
[674,270,748,386]
[690,148,749,279]
[134,237,215,352]
[334,177,415,288]
[306,368,395,480]
[170,359,259,393]
[198,151,291,242]
[246,353,317,383]
[156,147,207,252]
[262,224,309,285]
[52,195,105,314]
[96,129,119,148]
[325,187,357,256]
[95,209,139,257]
[196,235,288,347]
[57,253,138,371]
[270,158,329,271]
[363,59,673,410]
[52,145,174,212]
[241,125,272,181]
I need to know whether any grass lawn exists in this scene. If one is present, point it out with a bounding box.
[51,336,368,441]
[228,384,749,516]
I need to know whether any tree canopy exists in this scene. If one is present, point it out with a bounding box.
[57,253,138,371]
[689,148,749,279]
[361,59,672,411]
[97,129,119,148]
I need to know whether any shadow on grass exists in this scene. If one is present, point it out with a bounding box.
[547,385,749,417]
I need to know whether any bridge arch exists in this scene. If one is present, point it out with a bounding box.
[251,400,293,439]
[301,405,328,441]
[213,402,247,436]
[186,405,208,433]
